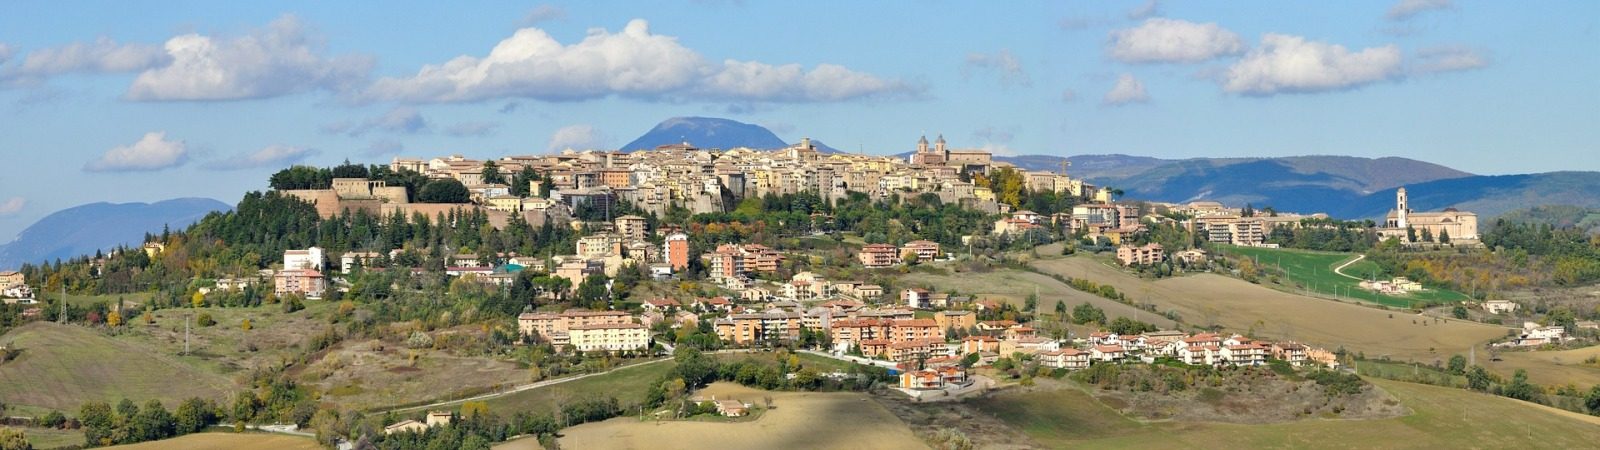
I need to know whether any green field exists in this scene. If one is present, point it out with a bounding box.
[16,426,86,449]
[972,378,1600,448]
[1219,245,1470,308]
[0,322,236,414]
[470,360,677,417]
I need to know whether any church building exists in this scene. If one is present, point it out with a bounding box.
[1381,187,1478,243]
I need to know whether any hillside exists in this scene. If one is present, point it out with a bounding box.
[1331,172,1600,219]
[0,322,235,414]
[0,198,230,269]
[621,116,788,151]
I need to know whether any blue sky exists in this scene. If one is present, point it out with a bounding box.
[0,0,1597,240]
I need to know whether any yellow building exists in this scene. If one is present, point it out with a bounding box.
[567,323,650,352]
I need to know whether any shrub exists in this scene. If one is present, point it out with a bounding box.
[196,313,216,327]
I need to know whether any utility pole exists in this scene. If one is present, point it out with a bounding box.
[184,313,191,356]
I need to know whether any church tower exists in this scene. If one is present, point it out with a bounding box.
[917,135,929,154]
[1396,187,1409,229]
[935,134,947,156]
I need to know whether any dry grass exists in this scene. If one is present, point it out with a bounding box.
[0,322,235,414]
[900,268,1177,329]
[101,432,321,450]
[303,339,528,411]
[557,383,924,450]
[972,378,1600,449]
[1487,345,1600,387]
[1032,256,1507,363]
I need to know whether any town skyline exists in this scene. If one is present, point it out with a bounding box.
[2,0,1598,240]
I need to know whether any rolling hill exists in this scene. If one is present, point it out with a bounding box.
[620,117,788,151]
[0,198,230,269]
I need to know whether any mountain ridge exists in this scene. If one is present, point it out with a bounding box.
[0,198,230,270]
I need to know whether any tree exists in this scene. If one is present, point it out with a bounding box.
[1438,228,1451,244]
[79,401,115,446]
[0,428,31,450]
[1466,365,1492,391]
[1023,293,1037,312]
[418,179,470,203]
[132,399,176,442]
[1501,369,1537,401]
[241,319,252,330]
[1446,355,1467,375]
[481,161,506,185]
[1071,303,1105,325]
[196,313,216,327]
[107,311,123,327]
[174,398,214,434]
[1053,301,1067,321]
[1585,384,1600,415]
[1451,305,1468,320]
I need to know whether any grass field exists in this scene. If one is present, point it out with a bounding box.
[0,322,235,414]
[15,426,85,449]
[1030,256,1506,364]
[470,360,677,417]
[60,292,154,308]
[1486,345,1600,388]
[102,432,321,450]
[114,302,339,378]
[900,267,1178,329]
[558,383,923,450]
[305,338,529,411]
[1218,245,1470,308]
[972,378,1600,449]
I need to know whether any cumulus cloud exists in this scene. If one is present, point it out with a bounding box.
[0,197,24,216]
[1127,0,1162,20]
[364,19,917,104]
[1221,34,1402,96]
[1387,0,1453,21]
[1412,46,1488,74]
[1108,18,1245,64]
[84,132,189,172]
[522,4,567,25]
[962,49,1031,87]
[7,37,168,77]
[126,15,372,101]
[362,139,406,157]
[326,106,430,136]
[204,145,319,170]
[547,125,611,151]
[446,121,501,137]
[1103,74,1150,105]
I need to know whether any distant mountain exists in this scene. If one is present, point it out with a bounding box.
[0,198,230,269]
[1329,172,1600,220]
[621,117,788,151]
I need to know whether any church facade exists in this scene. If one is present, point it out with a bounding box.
[1380,187,1478,243]
[909,134,993,175]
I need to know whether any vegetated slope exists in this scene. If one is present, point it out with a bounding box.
[0,198,230,269]
[1491,205,1600,234]
[620,117,788,151]
[972,378,1600,448]
[1331,171,1600,220]
[0,322,235,413]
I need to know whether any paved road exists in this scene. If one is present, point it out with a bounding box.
[1332,254,1367,280]
[799,349,899,370]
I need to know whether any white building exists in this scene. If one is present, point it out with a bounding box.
[283,247,325,271]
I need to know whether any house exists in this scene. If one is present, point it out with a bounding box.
[693,297,734,312]
[1172,248,1208,265]
[1116,243,1164,266]
[1090,344,1126,363]
[0,271,25,290]
[899,366,968,390]
[1037,348,1091,370]
[960,336,999,354]
[517,309,632,341]
[340,252,381,274]
[714,399,749,417]
[1221,341,1269,366]
[933,310,976,331]
[425,411,453,427]
[567,323,650,352]
[283,247,325,271]
[273,269,326,299]
[1482,300,1518,314]
[900,240,940,262]
[902,288,931,309]
[1270,342,1309,366]
[642,298,681,312]
[614,215,649,242]
[384,420,427,435]
[858,244,901,268]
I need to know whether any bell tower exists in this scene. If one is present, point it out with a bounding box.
[1396,187,1409,229]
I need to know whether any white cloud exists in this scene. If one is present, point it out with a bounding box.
[1103,73,1150,105]
[362,139,405,157]
[204,145,319,170]
[126,15,372,101]
[8,37,168,77]
[1221,34,1402,96]
[365,19,917,104]
[0,197,24,216]
[327,106,430,136]
[445,121,501,137]
[0,43,12,64]
[1108,18,1245,64]
[1413,46,1488,74]
[547,125,611,151]
[1388,0,1453,21]
[962,49,1031,87]
[972,127,1017,156]
[1127,0,1162,20]
[522,4,567,25]
[84,132,189,172]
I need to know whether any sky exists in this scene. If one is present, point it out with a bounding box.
[0,0,1597,240]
